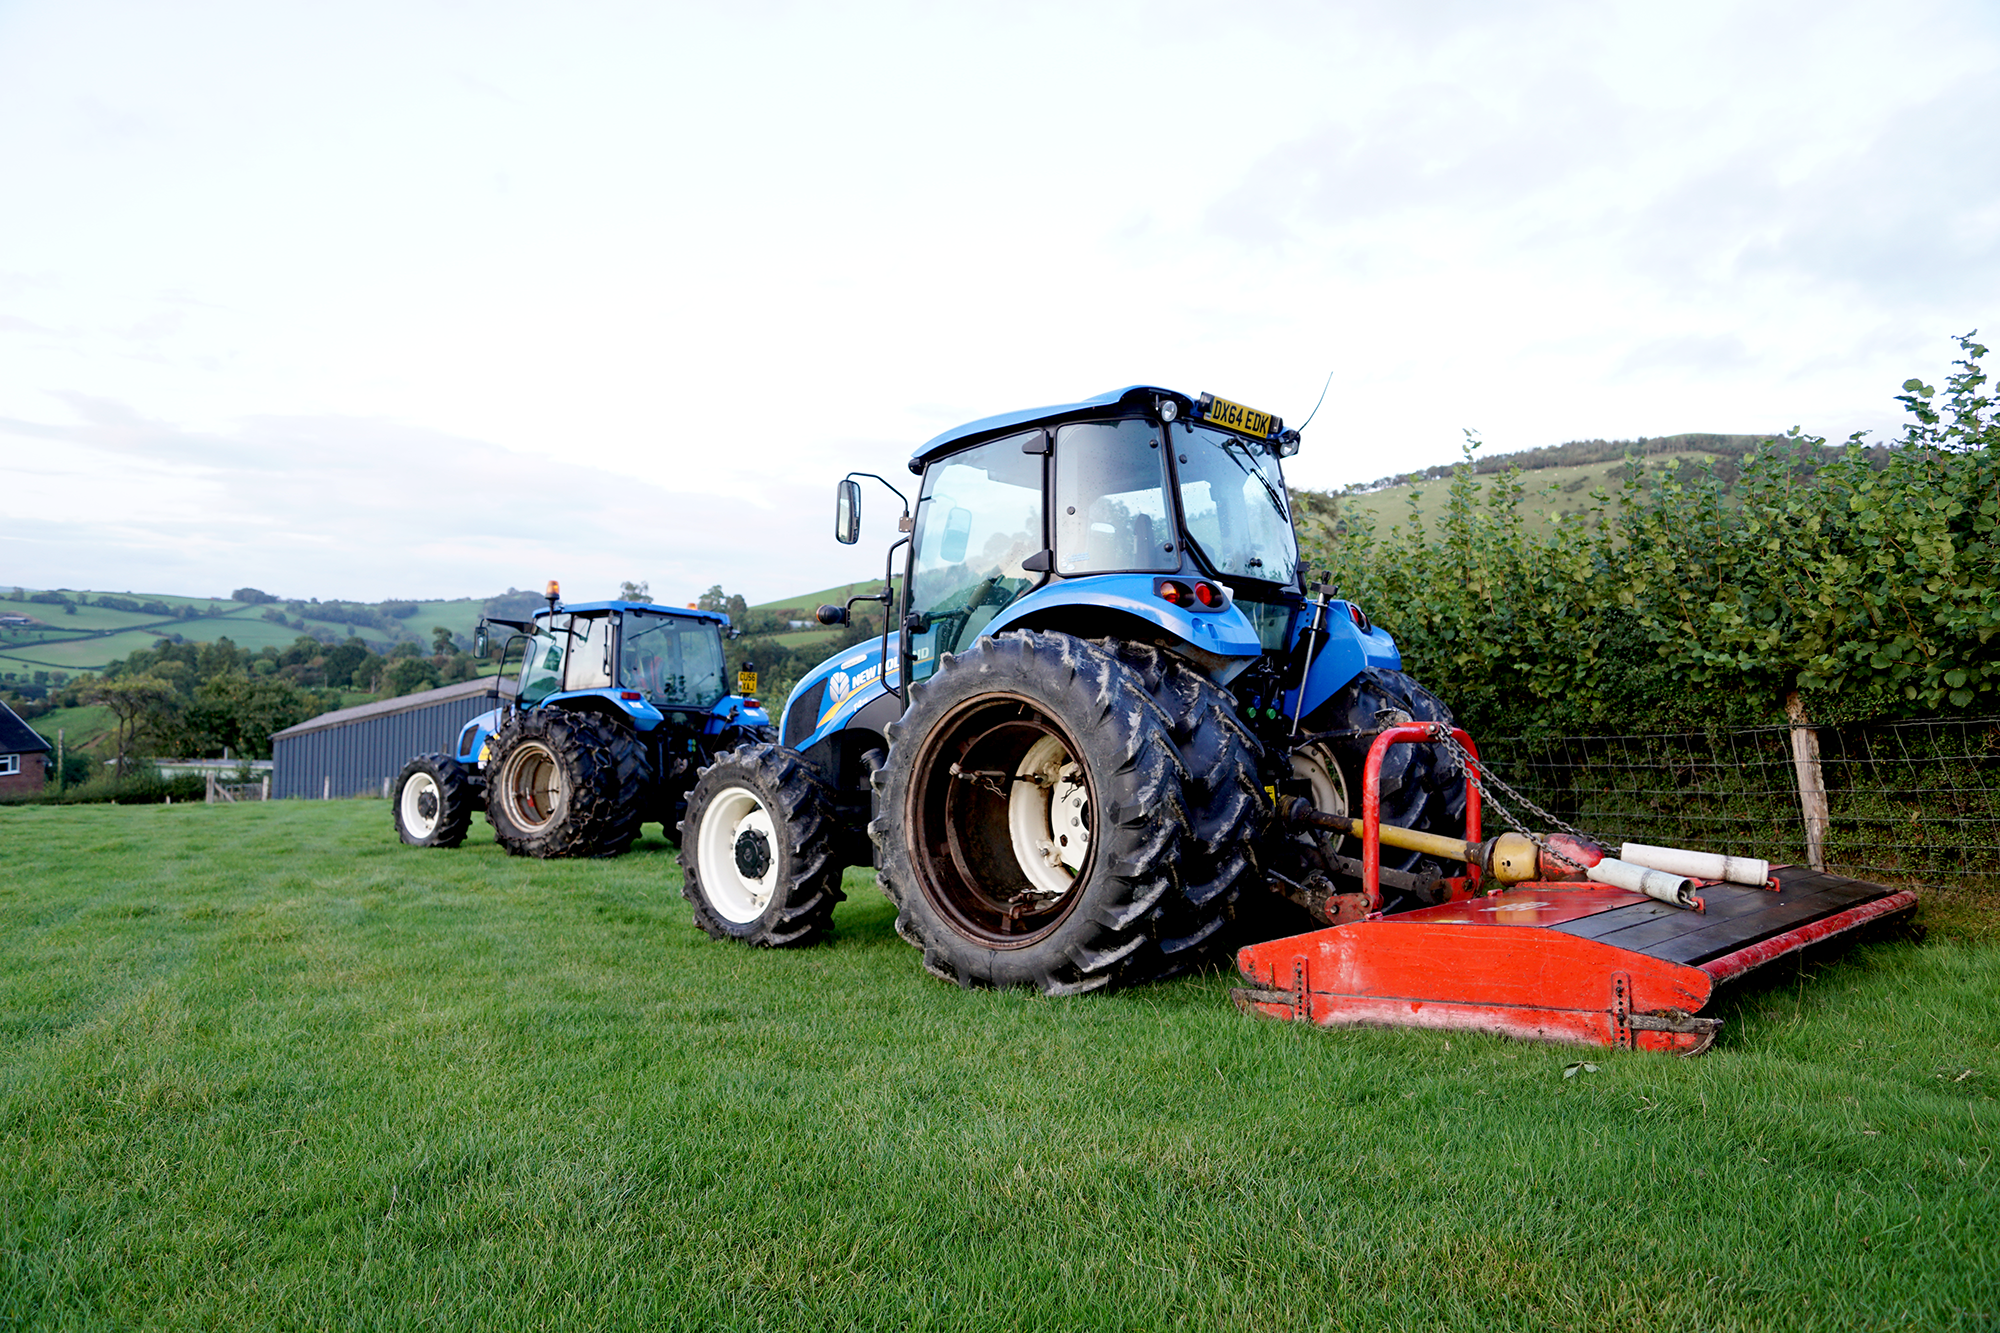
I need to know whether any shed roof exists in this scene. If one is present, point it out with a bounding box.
[271,676,516,741]
[0,699,52,755]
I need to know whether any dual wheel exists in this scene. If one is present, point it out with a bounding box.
[871,631,1262,993]
[393,709,651,857]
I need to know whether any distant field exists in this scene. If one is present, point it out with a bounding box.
[1320,451,1715,539]
[0,630,177,672]
[0,592,495,676]
[18,702,113,752]
[0,597,187,634]
[0,800,1991,1330]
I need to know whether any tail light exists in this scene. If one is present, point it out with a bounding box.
[1155,579,1230,611]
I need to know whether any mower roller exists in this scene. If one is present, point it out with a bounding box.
[1233,723,1920,1054]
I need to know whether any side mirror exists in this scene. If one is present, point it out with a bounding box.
[835,479,862,545]
[473,622,489,659]
[815,603,850,626]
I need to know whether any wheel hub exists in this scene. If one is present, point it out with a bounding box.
[734,827,773,880]
[416,790,438,820]
[911,699,1097,947]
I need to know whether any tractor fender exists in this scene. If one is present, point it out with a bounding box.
[982,575,1264,669]
[1283,604,1403,720]
[703,694,772,735]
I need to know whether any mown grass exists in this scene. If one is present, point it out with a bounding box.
[0,803,1993,1331]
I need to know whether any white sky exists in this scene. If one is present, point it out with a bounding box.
[2,0,1995,605]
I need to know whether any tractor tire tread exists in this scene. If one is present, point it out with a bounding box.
[678,742,845,947]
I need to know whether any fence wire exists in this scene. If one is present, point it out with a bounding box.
[1474,716,2000,897]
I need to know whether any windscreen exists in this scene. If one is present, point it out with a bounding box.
[1172,421,1299,587]
[620,611,727,706]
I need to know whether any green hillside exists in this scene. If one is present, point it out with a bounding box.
[1306,450,1721,541]
[0,591,492,679]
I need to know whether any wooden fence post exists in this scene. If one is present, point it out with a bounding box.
[1785,691,1830,871]
[206,771,217,806]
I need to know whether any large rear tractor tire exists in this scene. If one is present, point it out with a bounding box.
[872,630,1253,995]
[1103,640,1265,974]
[392,753,478,848]
[1294,666,1467,915]
[484,709,649,858]
[679,743,844,946]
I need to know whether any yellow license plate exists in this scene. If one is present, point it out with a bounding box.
[1202,394,1274,438]
[738,671,759,695]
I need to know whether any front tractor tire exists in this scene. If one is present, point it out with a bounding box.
[393,753,478,848]
[872,630,1257,996]
[484,709,649,858]
[678,743,844,946]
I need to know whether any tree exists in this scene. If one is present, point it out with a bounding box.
[231,587,277,604]
[697,586,751,620]
[85,674,176,773]
[620,580,650,602]
[382,657,440,697]
[431,626,458,656]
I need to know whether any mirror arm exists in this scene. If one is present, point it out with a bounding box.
[844,471,912,526]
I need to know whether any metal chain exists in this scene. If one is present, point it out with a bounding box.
[1427,723,1609,850]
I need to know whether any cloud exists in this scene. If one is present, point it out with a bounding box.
[0,403,877,604]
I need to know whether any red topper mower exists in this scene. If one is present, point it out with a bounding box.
[1233,724,1919,1055]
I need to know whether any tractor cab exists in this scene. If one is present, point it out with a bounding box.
[506,604,737,717]
[895,391,1308,688]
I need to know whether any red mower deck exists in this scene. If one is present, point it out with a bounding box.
[1234,868,1918,1054]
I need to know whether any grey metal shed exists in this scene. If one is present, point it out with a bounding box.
[270,677,514,799]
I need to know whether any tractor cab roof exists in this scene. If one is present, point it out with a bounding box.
[909,385,1292,472]
[910,386,1189,471]
[539,601,731,627]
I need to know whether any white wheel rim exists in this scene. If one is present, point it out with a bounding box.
[502,741,564,832]
[400,772,442,837]
[1291,744,1349,850]
[696,785,780,923]
[1007,735,1089,898]
[1291,744,1348,817]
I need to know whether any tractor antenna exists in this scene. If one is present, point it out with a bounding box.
[1297,371,1334,433]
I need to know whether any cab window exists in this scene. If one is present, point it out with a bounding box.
[620,612,726,705]
[1055,419,1176,575]
[907,430,1044,682]
[518,615,568,705]
[564,614,614,692]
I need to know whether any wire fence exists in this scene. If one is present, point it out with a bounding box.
[1474,715,2000,898]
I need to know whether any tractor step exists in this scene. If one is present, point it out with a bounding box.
[1233,867,1918,1055]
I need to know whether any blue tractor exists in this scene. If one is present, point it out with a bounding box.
[393,583,772,857]
[676,388,1465,986]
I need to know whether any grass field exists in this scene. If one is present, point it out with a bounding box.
[0,803,1992,1330]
